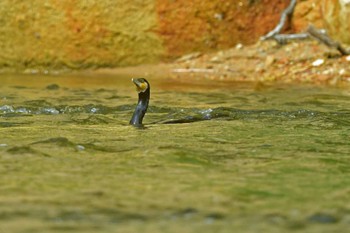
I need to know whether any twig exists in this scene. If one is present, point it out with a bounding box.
[306,25,350,56]
[273,33,310,44]
[260,0,297,41]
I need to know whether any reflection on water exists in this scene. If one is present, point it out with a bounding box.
[1,73,350,232]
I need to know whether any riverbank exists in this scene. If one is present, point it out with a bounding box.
[170,40,350,85]
[95,40,350,86]
[2,38,349,87]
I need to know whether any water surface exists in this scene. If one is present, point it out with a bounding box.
[1,73,350,233]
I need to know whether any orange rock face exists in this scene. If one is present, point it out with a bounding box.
[156,0,290,58]
[0,0,345,69]
[292,0,324,31]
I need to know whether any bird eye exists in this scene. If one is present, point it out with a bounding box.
[139,83,148,92]
[135,82,148,93]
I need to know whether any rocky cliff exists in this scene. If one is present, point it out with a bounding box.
[0,0,347,70]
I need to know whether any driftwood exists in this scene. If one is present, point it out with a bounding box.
[306,25,350,56]
[273,33,309,44]
[260,0,297,41]
[260,0,350,56]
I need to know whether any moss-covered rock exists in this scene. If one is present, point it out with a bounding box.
[0,0,163,70]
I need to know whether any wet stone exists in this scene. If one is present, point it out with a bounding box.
[6,146,49,157]
[31,137,75,147]
[307,213,338,224]
[46,84,60,90]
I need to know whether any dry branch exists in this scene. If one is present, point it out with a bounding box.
[273,33,309,44]
[259,1,350,55]
[260,0,297,41]
[306,25,350,56]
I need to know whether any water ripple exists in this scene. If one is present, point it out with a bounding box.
[2,103,350,127]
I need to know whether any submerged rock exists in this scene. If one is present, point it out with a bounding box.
[307,213,338,224]
[46,84,60,90]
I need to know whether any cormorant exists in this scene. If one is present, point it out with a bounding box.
[129,78,150,126]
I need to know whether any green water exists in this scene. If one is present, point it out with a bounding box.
[1,73,350,233]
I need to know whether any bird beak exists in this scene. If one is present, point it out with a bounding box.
[132,78,148,93]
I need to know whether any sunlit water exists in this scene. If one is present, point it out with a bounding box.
[1,73,350,233]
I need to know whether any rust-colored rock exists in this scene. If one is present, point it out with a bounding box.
[293,0,324,31]
[156,0,290,58]
[0,0,346,70]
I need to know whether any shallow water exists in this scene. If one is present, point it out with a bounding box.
[1,73,350,233]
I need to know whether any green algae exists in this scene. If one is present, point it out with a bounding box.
[1,74,350,232]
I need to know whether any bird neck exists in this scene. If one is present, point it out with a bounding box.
[130,90,150,126]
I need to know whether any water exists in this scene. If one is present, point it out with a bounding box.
[1,73,350,233]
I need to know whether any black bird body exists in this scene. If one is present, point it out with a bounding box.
[129,78,150,126]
